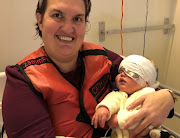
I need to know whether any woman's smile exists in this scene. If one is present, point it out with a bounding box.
[56,35,75,42]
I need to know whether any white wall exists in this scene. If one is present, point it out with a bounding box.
[0,0,42,72]
[85,0,177,84]
[166,1,180,90]
[0,0,11,72]
[163,0,180,134]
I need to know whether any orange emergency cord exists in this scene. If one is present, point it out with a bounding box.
[120,0,124,56]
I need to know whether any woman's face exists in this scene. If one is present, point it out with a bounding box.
[37,0,86,62]
[115,72,143,95]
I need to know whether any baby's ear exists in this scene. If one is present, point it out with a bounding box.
[145,82,149,87]
[151,81,160,89]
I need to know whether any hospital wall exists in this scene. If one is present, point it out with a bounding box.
[0,0,180,134]
[0,0,42,72]
[162,0,180,134]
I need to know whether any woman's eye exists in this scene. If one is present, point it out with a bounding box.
[73,17,82,22]
[53,13,62,18]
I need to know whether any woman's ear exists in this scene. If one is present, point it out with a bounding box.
[36,13,43,31]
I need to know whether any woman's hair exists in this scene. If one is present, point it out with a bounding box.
[35,0,92,37]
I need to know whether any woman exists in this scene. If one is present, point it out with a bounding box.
[2,0,175,137]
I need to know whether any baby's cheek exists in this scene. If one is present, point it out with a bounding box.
[115,74,120,82]
[116,78,122,90]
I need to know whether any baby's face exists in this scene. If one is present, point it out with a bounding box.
[115,71,143,95]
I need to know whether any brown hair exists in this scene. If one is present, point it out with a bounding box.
[35,0,91,37]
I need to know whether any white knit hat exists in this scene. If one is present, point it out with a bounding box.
[120,55,157,86]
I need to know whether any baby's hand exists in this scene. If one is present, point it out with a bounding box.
[91,106,109,128]
[107,114,119,128]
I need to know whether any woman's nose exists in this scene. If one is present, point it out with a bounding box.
[60,20,75,34]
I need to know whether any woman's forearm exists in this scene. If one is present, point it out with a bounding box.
[2,66,55,137]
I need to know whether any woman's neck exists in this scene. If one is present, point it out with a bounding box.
[43,47,79,73]
[55,57,78,73]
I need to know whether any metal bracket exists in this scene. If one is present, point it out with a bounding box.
[99,21,105,42]
[163,18,169,34]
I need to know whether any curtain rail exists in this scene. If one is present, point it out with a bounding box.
[162,125,180,138]
[159,83,180,96]
[105,24,174,34]
[159,83,180,137]
[99,18,175,42]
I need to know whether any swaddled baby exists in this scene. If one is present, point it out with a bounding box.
[92,55,161,138]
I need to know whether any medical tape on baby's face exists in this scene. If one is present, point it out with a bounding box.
[120,66,147,87]
[120,55,157,86]
[119,67,139,80]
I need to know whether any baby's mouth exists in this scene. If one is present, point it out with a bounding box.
[120,78,126,83]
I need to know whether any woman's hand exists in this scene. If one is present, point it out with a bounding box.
[122,89,174,138]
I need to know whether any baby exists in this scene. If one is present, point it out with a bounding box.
[91,55,159,138]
